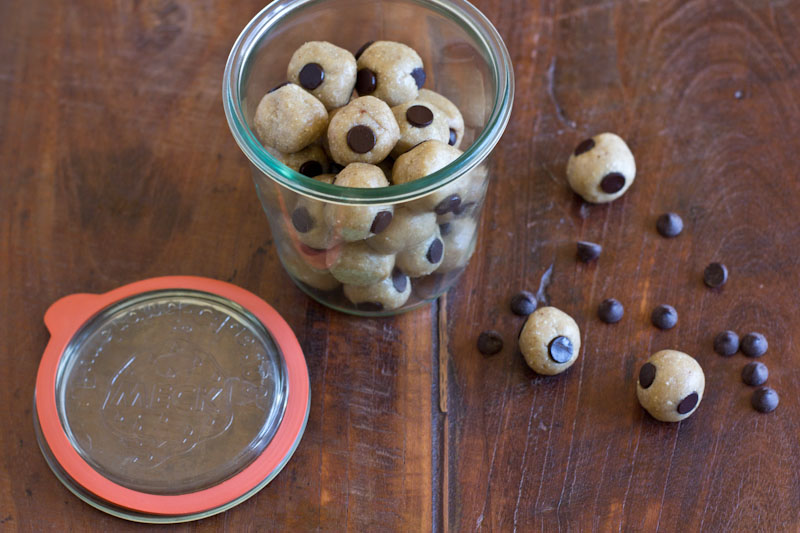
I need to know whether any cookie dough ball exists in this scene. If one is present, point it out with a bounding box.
[279,243,341,292]
[636,350,705,422]
[254,83,328,153]
[436,164,489,223]
[323,163,394,242]
[287,41,357,110]
[291,174,337,249]
[366,207,437,254]
[396,227,444,277]
[392,140,469,214]
[391,100,450,157]
[327,96,400,165]
[330,241,395,286]
[417,89,465,148]
[566,132,636,203]
[519,307,581,375]
[268,144,329,177]
[437,217,477,272]
[355,41,425,107]
[343,268,411,311]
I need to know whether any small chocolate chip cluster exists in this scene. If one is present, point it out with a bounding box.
[714,329,778,413]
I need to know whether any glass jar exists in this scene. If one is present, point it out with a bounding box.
[223,0,514,316]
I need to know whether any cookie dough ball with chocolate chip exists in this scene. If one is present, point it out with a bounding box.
[392,140,470,214]
[254,83,328,153]
[566,132,636,203]
[391,100,450,157]
[636,350,705,422]
[437,217,477,272]
[366,207,437,254]
[323,163,394,242]
[330,241,395,286]
[519,307,581,375]
[355,41,425,106]
[268,144,329,177]
[417,89,465,148]
[291,174,337,249]
[287,41,357,110]
[327,96,400,165]
[343,268,411,311]
[436,164,489,223]
[396,226,444,277]
[279,242,341,292]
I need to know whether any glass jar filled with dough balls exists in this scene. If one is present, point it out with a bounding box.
[224,0,514,315]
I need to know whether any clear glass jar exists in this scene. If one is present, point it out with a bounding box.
[223,0,514,316]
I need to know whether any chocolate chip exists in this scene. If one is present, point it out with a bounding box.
[410,67,426,88]
[597,299,624,324]
[354,41,374,60]
[347,125,376,153]
[713,330,739,356]
[329,162,345,174]
[434,194,461,215]
[357,301,384,312]
[742,361,768,386]
[298,160,323,177]
[751,387,779,413]
[391,268,408,293]
[576,241,602,262]
[600,172,626,194]
[356,68,377,94]
[268,81,291,93]
[677,392,699,415]
[453,201,475,216]
[439,223,451,236]
[477,331,503,356]
[370,210,393,234]
[573,138,595,156]
[656,212,683,238]
[406,105,434,127]
[703,262,728,288]
[638,362,656,389]
[448,128,457,146]
[291,206,314,233]
[298,63,324,90]
[741,332,768,358]
[426,239,444,263]
[651,304,678,330]
[510,291,537,316]
[548,336,573,363]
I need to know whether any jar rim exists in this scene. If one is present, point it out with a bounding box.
[222,0,514,205]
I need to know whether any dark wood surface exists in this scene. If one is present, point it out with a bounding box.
[2,0,798,530]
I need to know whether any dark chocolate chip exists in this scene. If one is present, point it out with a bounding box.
[356,68,377,94]
[751,387,779,413]
[677,392,699,415]
[656,212,683,238]
[576,241,602,262]
[268,81,291,93]
[434,194,461,215]
[651,304,678,330]
[713,330,739,356]
[406,105,434,127]
[448,128,457,146]
[347,125,376,153]
[291,206,314,233]
[410,67,426,88]
[510,291,537,316]
[439,223,452,236]
[598,298,624,324]
[639,362,656,389]
[477,330,503,356]
[741,332,768,358]
[298,62,324,90]
[573,138,595,156]
[354,41,374,60]
[370,210,393,234]
[426,238,444,263]
[329,162,345,174]
[298,160,323,177]
[391,268,408,293]
[548,336,573,363]
[600,172,626,194]
[357,301,384,312]
[703,262,728,288]
[742,361,768,387]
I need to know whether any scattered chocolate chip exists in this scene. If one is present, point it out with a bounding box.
[291,206,314,233]
[651,304,678,330]
[354,41,374,60]
[439,223,451,236]
[347,125,376,153]
[751,387,778,413]
[597,299,624,324]
[477,331,503,356]
[434,194,461,215]
[269,81,291,93]
[703,262,728,288]
[742,361,768,387]
[426,239,444,263]
[600,172,626,194]
[391,268,408,293]
[510,291,537,316]
[576,241,602,262]
[453,201,475,216]
[639,362,656,389]
[370,210,393,234]
[356,68,377,94]
[677,392,699,415]
[573,138,595,156]
[713,330,739,357]
[741,332,768,358]
[357,301,384,312]
[329,162,345,174]
[656,212,683,238]
[298,160,323,177]
[548,336,573,363]
[298,63,324,90]
[406,105,434,127]
[448,128,457,146]
[410,67,426,88]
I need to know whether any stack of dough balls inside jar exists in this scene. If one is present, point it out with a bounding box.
[252,40,486,312]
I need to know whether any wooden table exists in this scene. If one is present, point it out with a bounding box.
[2,0,799,530]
